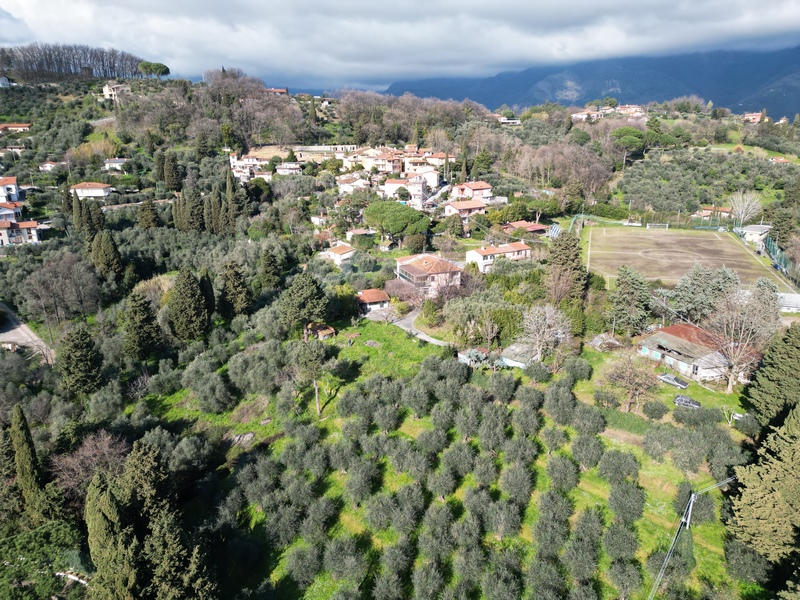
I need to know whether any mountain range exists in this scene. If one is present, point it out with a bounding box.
[384,46,800,117]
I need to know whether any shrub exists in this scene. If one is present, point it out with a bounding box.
[489,372,517,403]
[643,401,669,421]
[563,357,592,381]
[673,407,722,428]
[571,434,604,469]
[593,389,620,409]
[525,361,551,383]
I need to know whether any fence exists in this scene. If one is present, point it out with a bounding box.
[763,235,800,288]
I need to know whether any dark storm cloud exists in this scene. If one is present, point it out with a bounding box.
[4,0,800,87]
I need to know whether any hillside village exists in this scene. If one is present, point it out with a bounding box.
[0,63,800,600]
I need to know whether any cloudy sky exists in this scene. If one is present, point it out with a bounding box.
[3,1,800,90]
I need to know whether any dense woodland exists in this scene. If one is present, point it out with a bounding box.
[0,68,800,600]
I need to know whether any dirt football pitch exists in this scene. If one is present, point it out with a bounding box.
[584,226,794,292]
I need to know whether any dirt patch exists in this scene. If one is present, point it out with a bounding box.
[231,398,268,423]
[601,428,644,447]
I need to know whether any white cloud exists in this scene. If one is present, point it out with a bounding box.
[3,1,800,87]
[0,7,34,44]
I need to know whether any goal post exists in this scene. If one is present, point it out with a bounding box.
[646,223,669,230]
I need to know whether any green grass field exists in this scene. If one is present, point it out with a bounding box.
[584,226,794,292]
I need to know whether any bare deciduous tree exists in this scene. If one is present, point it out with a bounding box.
[518,304,572,361]
[604,352,658,413]
[729,190,762,227]
[706,281,781,393]
[50,430,130,512]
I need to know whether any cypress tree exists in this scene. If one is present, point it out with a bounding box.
[163,151,180,191]
[228,188,248,231]
[71,191,81,229]
[548,232,585,300]
[10,404,46,524]
[136,198,160,229]
[59,325,103,398]
[749,323,800,424]
[172,191,185,231]
[183,187,205,231]
[225,168,235,208]
[62,185,72,216]
[219,261,251,319]
[203,195,213,232]
[195,130,209,158]
[91,230,123,279]
[123,292,162,362]
[198,266,216,320]
[153,151,165,182]
[169,267,208,341]
[85,472,141,598]
[258,250,281,290]
[210,184,223,234]
[0,427,24,534]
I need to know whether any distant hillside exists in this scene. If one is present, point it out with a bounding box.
[385,46,800,117]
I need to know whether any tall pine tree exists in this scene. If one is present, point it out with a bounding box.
[198,266,216,320]
[608,265,650,337]
[210,183,224,234]
[163,151,180,191]
[732,407,800,562]
[749,323,800,424]
[91,230,123,279]
[10,404,47,524]
[85,471,142,598]
[137,198,160,229]
[547,232,585,301]
[278,272,328,341]
[219,262,251,319]
[169,268,208,341]
[59,325,103,398]
[123,292,162,363]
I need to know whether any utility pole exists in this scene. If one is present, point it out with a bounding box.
[647,477,735,600]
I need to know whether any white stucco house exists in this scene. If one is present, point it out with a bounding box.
[70,182,113,199]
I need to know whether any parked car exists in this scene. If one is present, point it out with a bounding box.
[658,373,689,389]
[674,395,701,409]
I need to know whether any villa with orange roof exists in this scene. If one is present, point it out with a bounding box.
[450,181,493,200]
[395,254,463,298]
[444,199,486,224]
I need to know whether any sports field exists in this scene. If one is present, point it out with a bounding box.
[584,226,795,292]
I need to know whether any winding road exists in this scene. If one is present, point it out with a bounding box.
[0,302,55,364]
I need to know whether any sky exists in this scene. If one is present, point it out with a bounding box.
[3,1,800,91]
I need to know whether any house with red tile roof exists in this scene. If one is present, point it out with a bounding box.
[444,199,486,224]
[0,220,40,246]
[357,288,390,312]
[503,220,549,235]
[395,254,462,298]
[638,323,728,381]
[0,201,23,222]
[451,181,493,200]
[0,123,31,133]
[326,243,357,267]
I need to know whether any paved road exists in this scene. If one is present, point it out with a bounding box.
[391,309,449,347]
[0,302,55,364]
